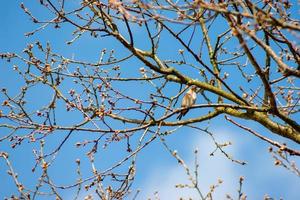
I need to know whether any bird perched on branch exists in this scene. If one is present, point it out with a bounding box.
[177,85,197,120]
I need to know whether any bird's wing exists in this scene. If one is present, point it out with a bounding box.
[181,94,189,107]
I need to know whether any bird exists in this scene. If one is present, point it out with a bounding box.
[177,85,197,120]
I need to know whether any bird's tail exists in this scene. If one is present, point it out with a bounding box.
[177,109,188,120]
[177,113,183,120]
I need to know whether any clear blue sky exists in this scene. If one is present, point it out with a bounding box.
[0,1,299,199]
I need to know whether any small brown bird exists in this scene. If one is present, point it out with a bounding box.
[177,85,197,120]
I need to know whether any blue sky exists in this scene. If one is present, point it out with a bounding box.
[1,1,300,199]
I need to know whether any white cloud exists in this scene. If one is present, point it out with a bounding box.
[140,130,241,199]
[138,127,300,200]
